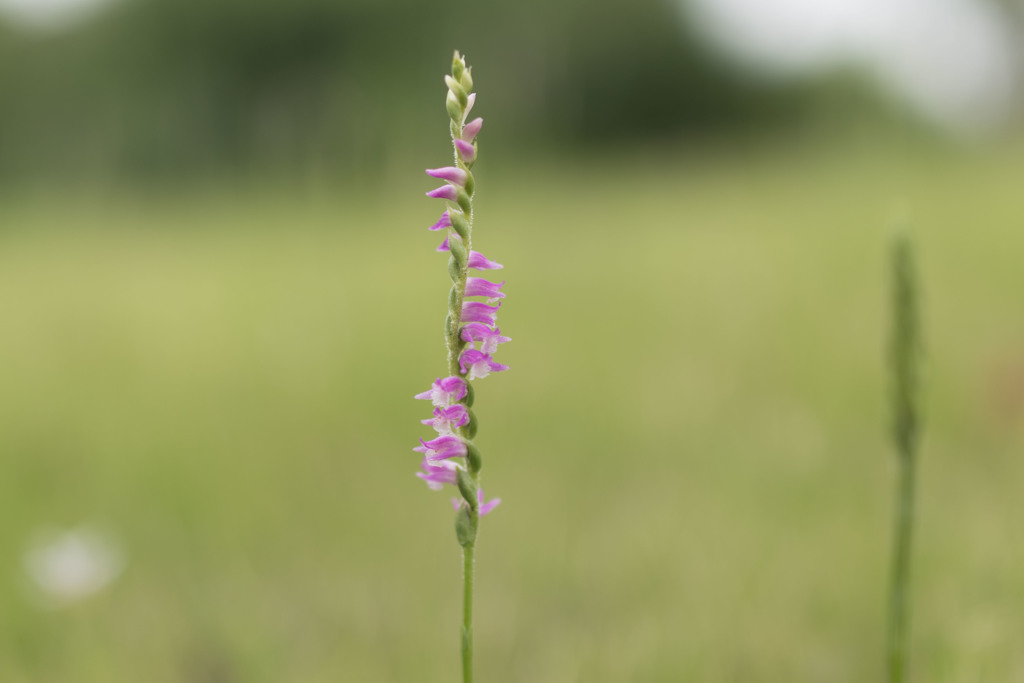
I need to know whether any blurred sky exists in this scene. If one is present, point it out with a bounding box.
[681,0,1021,133]
[0,0,112,30]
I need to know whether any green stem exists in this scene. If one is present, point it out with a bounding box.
[888,454,916,683]
[887,230,920,683]
[461,542,475,683]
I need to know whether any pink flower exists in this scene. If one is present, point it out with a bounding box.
[463,117,483,141]
[459,349,509,380]
[465,277,505,300]
[455,139,476,163]
[468,251,503,270]
[426,185,458,201]
[426,167,468,186]
[414,376,467,406]
[461,323,511,354]
[413,435,468,461]
[421,404,470,434]
[461,301,500,325]
[417,459,460,491]
[428,211,452,231]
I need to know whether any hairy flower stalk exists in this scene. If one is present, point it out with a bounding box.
[413,51,507,683]
[887,229,923,683]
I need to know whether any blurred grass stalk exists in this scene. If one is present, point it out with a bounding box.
[887,228,922,683]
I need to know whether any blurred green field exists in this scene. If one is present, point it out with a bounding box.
[1,140,1023,682]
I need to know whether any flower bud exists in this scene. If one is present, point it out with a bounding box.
[455,505,477,547]
[448,255,460,283]
[457,469,478,509]
[448,234,467,268]
[450,211,470,241]
[445,76,468,107]
[462,117,483,141]
[446,91,462,123]
[455,139,476,164]
[448,285,459,315]
[465,441,482,473]
[456,188,472,215]
[451,52,465,81]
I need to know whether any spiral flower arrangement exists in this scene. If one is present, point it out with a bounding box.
[412,51,507,682]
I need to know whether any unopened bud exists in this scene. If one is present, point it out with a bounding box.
[456,188,471,215]
[452,52,465,81]
[465,441,482,473]
[448,285,459,315]
[446,91,462,123]
[457,469,478,509]
[450,211,470,241]
[455,506,477,547]
[448,234,467,268]
[445,76,468,107]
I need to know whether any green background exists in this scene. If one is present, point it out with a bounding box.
[1,0,1023,680]
[2,139,1023,680]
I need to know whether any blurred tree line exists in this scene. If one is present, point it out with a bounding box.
[0,0,837,184]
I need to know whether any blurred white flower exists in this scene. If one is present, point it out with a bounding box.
[23,525,125,605]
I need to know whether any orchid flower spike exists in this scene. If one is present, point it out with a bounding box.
[410,51,511,681]
[412,50,508,512]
